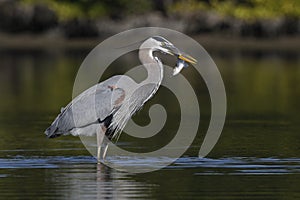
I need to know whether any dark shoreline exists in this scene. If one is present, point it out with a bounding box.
[0,33,299,52]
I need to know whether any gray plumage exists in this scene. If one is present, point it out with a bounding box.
[45,75,131,138]
[44,36,196,161]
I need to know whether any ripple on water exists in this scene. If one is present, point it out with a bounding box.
[0,155,95,169]
[171,157,300,175]
[106,156,300,175]
[0,155,300,175]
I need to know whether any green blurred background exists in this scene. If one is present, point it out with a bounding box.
[0,1,300,199]
[0,0,299,38]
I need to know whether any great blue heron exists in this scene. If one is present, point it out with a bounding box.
[45,36,197,162]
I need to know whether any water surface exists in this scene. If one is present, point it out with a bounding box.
[0,46,300,199]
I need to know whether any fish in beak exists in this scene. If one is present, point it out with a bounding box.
[159,40,197,76]
[173,53,197,76]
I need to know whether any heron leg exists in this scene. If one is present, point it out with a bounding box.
[96,127,104,163]
[101,138,109,160]
[97,125,109,163]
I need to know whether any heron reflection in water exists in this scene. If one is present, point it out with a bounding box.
[45,36,197,162]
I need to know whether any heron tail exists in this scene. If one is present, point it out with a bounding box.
[44,121,61,138]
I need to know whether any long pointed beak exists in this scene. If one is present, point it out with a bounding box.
[162,43,198,76]
[178,54,197,64]
[166,45,197,64]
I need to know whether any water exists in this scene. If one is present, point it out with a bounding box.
[0,45,300,199]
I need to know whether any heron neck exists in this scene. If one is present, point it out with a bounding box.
[139,48,163,86]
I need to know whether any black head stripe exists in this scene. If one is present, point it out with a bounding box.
[152,36,169,43]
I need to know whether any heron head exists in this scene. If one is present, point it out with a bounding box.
[150,36,197,75]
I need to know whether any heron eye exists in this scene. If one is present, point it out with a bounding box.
[161,42,166,47]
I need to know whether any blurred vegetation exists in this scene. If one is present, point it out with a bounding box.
[0,0,296,38]
[171,0,300,20]
[21,0,300,21]
[21,0,154,21]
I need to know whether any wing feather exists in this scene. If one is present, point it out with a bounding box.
[45,75,131,138]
